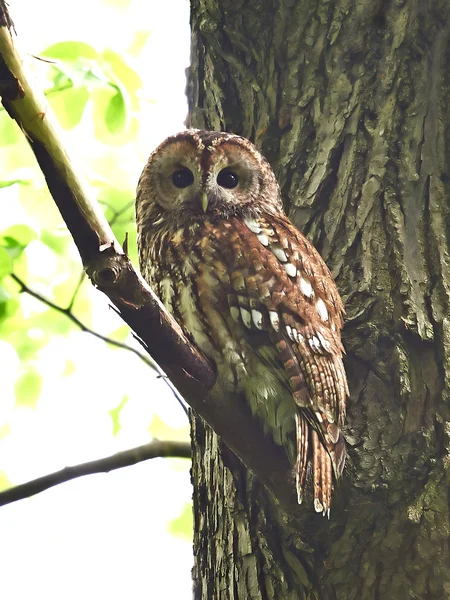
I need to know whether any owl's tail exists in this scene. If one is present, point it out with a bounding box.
[295,411,345,517]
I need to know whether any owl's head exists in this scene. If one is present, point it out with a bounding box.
[136,130,283,230]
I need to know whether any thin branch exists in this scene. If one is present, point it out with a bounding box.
[10,272,158,373]
[67,269,85,312]
[112,199,135,224]
[10,272,188,415]
[99,198,135,227]
[0,440,191,507]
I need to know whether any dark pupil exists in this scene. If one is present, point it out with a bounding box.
[172,169,194,188]
[217,169,239,189]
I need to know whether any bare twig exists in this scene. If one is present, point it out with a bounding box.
[0,440,191,507]
[10,273,188,415]
[11,272,189,415]
[67,269,85,312]
[10,272,158,373]
[100,199,135,227]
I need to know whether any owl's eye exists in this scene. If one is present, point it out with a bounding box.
[172,169,194,188]
[217,169,239,189]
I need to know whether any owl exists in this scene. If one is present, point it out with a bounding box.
[135,130,348,516]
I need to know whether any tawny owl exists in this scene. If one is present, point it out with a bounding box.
[135,130,348,515]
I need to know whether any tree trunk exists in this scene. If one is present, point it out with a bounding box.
[187,1,450,598]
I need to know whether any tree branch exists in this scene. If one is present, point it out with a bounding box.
[10,272,159,373]
[67,269,85,312]
[0,440,191,507]
[0,6,297,513]
[100,199,135,227]
[10,271,189,415]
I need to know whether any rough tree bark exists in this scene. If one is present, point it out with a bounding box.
[187,1,450,598]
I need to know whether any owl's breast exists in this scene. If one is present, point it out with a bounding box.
[153,249,251,389]
[150,237,295,453]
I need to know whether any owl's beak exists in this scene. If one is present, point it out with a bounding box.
[201,192,209,213]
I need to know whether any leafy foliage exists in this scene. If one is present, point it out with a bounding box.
[0,34,191,537]
[0,3,193,597]
[0,37,143,397]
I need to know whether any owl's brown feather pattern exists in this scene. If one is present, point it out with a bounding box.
[136,129,348,515]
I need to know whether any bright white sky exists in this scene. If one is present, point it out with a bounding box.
[0,1,194,598]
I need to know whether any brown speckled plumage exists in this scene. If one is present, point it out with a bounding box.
[136,130,348,515]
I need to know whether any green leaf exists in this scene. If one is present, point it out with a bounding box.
[46,66,74,93]
[127,31,151,58]
[0,178,31,188]
[1,224,38,248]
[0,287,20,321]
[40,229,72,256]
[92,88,120,142]
[12,334,45,363]
[41,41,98,61]
[168,502,193,540]
[105,90,126,133]
[108,325,130,343]
[86,49,142,142]
[148,415,190,442]
[15,368,42,408]
[0,224,39,266]
[63,360,77,377]
[109,395,129,436]
[101,49,142,109]
[0,247,13,279]
[48,86,89,129]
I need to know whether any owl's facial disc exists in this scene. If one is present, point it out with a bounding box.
[156,159,247,217]
[140,131,282,222]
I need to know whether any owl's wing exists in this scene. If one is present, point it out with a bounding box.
[207,214,348,514]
